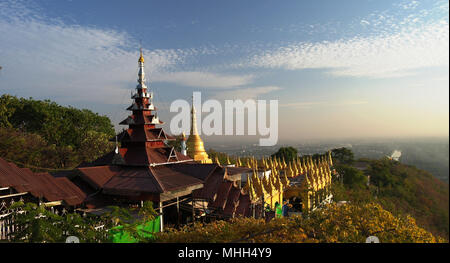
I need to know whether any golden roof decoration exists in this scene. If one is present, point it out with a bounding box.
[293,161,299,177]
[138,48,144,63]
[281,172,290,188]
[328,151,333,166]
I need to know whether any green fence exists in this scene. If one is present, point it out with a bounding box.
[109,216,160,243]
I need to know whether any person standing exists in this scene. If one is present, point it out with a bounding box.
[275,202,282,218]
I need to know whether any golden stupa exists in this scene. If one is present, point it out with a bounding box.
[186,102,212,164]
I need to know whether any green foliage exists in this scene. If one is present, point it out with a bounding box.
[271,146,298,162]
[302,203,444,243]
[0,94,115,148]
[79,130,115,164]
[0,95,115,169]
[336,164,367,188]
[102,201,158,242]
[0,94,15,128]
[8,202,109,243]
[331,147,354,165]
[156,217,312,243]
[368,157,401,188]
[154,203,444,243]
[7,201,158,243]
[331,182,376,204]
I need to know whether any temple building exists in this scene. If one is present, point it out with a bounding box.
[284,152,334,212]
[74,50,253,229]
[241,152,334,214]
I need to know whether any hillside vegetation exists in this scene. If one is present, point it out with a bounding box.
[0,94,115,170]
[331,148,449,240]
[155,203,444,243]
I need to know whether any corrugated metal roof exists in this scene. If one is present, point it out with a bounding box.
[223,186,241,216]
[168,163,219,181]
[0,158,86,206]
[78,163,206,197]
[150,165,204,192]
[192,166,226,200]
[35,173,87,206]
[210,181,232,209]
[226,166,252,175]
[102,167,163,196]
[235,194,250,217]
[78,165,120,189]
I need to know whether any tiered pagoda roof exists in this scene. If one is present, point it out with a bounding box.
[75,51,253,219]
[111,49,192,167]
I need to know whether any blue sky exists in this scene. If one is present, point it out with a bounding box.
[0,0,448,143]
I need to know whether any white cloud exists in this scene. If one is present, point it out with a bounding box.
[245,21,448,78]
[212,86,281,99]
[399,0,419,10]
[0,2,196,104]
[153,71,254,89]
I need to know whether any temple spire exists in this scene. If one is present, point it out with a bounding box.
[191,96,199,136]
[137,48,146,88]
[186,95,212,163]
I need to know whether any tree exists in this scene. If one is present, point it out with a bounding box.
[337,165,367,188]
[271,147,298,162]
[331,147,354,165]
[1,95,115,148]
[0,95,116,169]
[79,130,114,163]
[368,157,399,188]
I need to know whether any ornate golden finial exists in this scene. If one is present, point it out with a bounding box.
[138,47,144,63]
